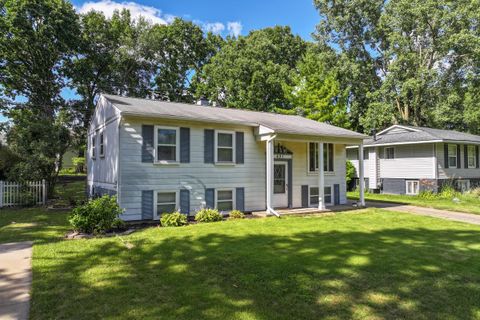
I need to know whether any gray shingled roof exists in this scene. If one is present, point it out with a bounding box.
[365,125,480,146]
[103,94,366,139]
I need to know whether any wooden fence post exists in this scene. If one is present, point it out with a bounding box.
[0,181,3,208]
[42,179,47,205]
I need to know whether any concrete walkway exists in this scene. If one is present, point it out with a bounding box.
[0,241,33,320]
[367,201,480,225]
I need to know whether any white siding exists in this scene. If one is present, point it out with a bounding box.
[118,118,266,220]
[281,142,347,207]
[436,143,480,179]
[87,97,120,191]
[379,144,435,179]
[118,117,349,220]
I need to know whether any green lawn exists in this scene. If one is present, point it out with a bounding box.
[30,209,480,320]
[348,190,480,215]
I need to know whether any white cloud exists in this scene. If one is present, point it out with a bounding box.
[203,22,225,34]
[77,0,175,25]
[227,21,242,37]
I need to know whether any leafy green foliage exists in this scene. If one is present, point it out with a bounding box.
[346,160,357,186]
[194,208,223,223]
[314,0,480,133]
[68,195,123,234]
[195,26,307,112]
[229,210,245,219]
[160,212,188,227]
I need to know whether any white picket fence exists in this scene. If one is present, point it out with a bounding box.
[0,180,47,208]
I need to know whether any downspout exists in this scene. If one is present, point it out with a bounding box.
[266,134,280,217]
[116,114,122,209]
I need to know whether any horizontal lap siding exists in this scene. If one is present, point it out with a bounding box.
[379,144,435,179]
[281,141,347,206]
[87,97,119,189]
[437,142,480,179]
[119,118,266,219]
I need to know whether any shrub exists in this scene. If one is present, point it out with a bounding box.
[346,160,357,185]
[72,157,86,173]
[195,208,223,223]
[418,190,437,200]
[467,187,480,198]
[439,185,459,199]
[68,195,123,234]
[229,210,245,219]
[160,212,188,227]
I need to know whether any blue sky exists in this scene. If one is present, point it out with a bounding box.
[1,0,320,122]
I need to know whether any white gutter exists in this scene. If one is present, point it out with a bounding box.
[266,134,280,218]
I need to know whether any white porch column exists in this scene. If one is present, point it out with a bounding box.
[266,138,274,212]
[318,142,325,210]
[358,144,366,206]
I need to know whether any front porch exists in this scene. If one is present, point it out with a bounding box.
[258,128,366,217]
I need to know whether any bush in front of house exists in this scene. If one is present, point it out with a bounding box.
[418,190,436,200]
[439,185,459,199]
[160,212,188,227]
[69,195,124,234]
[195,208,223,223]
[467,187,480,198]
[229,210,245,219]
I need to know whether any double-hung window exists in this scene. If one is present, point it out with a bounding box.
[216,131,235,163]
[92,134,96,159]
[155,126,179,163]
[156,191,178,216]
[308,143,334,173]
[99,132,105,157]
[385,147,395,159]
[448,144,458,168]
[406,180,419,195]
[216,189,234,211]
[309,186,332,206]
[468,145,476,168]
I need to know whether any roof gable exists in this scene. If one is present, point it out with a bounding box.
[377,125,420,136]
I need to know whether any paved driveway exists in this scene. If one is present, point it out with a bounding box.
[367,201,480,225]
[0,241,33,320]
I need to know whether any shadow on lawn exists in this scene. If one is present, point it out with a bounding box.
[31,227,480,320]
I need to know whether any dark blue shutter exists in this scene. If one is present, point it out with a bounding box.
[476,146,479,168]
[205,188,215,208]
[204,129,214,163]
[329,143,334,171]
[236,187,245,212]
[236,132,244,164]
[180,127,190,163]
[301,185,308,208]
[334,184,340,205]
[180,189,190,215]
[457,144,461,168]
[444,144,449,169]
[142,125,154,163]
[464,145,469,168]
[141,190,154,220]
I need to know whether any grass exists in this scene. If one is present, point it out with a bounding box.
[348,190,480,215]
[0,179,85,244]
[30,209,480,319]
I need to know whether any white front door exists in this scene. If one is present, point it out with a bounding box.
[273,161,288,208]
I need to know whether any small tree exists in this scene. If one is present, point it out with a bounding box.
[346,160,357,191]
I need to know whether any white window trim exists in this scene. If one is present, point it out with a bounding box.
[215,188,235,212]
[448,144,458,168]
[384,147,395,160]
[99,131,105,158]
[467,145,476,169]
[307,142,335,175]
[405,180,419,195]
[308,185,333,206]
[154,125,180,164]
[154,190,179,219]
[91,134,96,160]
[214,130,236,164]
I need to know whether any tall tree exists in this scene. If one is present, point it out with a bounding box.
[314,0,480,133]
[0,0,79,194]
[283,46,349,128]
[195,26,307,112]
[146,18,224,102]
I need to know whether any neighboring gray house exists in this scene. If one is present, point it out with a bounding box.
[347,125,480,195]
[87,94,366,221]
